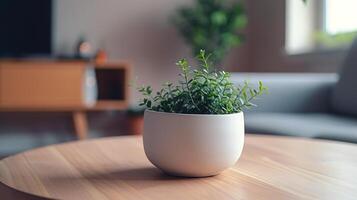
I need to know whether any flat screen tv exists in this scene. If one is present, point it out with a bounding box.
[0,0,52,57]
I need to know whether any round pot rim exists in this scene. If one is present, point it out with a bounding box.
[144,109,243,117]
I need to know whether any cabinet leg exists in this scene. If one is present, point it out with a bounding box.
[72,111,88,140]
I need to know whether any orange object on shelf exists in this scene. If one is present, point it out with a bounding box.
[95,49,107,64]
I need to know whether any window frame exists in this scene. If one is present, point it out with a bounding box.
[285,0,351,56]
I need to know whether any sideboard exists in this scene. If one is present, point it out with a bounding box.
[0,59,130,139]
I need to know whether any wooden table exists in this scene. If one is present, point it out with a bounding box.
[1,135,357,200]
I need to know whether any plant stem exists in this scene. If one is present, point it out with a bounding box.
[183,70,199,112]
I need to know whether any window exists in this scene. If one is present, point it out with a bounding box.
[286,0,357,55]
[285,0,316,54]
[324,0,357,34]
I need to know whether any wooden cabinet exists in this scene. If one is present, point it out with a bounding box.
[0,59,130,139]
[0,61,87,109]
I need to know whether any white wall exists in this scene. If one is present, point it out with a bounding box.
[53,0,194,104]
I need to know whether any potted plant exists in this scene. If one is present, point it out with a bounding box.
[173,0,247,65]
[138,50,267,177]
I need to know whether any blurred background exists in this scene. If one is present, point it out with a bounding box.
[1,0,357,158]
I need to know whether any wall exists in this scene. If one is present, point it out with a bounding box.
[53,0,194,103]
[239,0,346,73]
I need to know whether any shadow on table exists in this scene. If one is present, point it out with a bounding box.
[80,166,195,181]
[0,181,51,200]
[46,166,215,191]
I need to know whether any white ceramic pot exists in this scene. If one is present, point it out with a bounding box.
[143,110,245,177]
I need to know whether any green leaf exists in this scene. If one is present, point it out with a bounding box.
[211,11,227,26]
[233,15,247,29]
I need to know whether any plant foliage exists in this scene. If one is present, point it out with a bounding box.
[173,0,247,64]
[138,50,267,114]
[315,31,357,48]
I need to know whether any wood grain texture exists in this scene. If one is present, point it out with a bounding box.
[1,135,357,200]
[0,61,86,109]
[0,59,130,111]
[0,59,130,140]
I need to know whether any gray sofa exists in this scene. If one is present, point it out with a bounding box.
[232,39,357,143]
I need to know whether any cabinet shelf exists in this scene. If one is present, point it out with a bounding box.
[0,59,131,138]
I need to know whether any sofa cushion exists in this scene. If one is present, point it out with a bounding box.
[331,38,357,116]
[245,113,357,143]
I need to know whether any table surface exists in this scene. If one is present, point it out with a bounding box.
[1,135,357,200]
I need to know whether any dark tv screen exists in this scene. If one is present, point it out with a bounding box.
[0,0,52,57]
